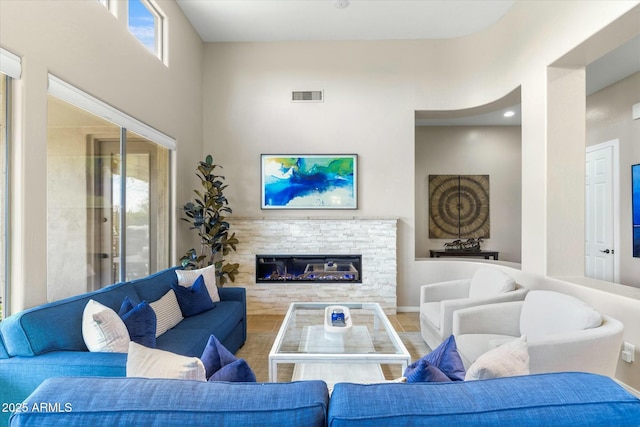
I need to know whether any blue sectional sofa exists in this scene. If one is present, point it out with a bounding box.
[0,267,246,427]
[7,372,640,426]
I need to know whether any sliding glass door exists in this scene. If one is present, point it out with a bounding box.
[47,95,170,299]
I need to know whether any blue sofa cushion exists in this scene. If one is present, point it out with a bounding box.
[10,377,329,427]
[129,267,181,304]
[156,301,244,356]
[118,297,157,348]
[171,275,215,317]
[0,351,128,417]
[328,372,640,427]
[0,332,9,359]
[0,282,139,356]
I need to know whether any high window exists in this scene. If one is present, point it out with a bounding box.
[47,76,173,301]
[128,0,163,59]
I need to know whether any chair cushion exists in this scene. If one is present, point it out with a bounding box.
[520,291,602,338]
[468,268,516,298]
[421,302,441,329]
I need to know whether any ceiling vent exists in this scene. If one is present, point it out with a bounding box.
[292,90,323,102]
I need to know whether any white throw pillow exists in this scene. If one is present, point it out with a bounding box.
[465,335,529,381]
[126,341,206,381]
[468,268,516,299]
[82,299,130,353]
[149,290,184,337]
[176,264,220,303]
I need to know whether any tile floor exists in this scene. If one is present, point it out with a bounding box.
[247,311,420,334]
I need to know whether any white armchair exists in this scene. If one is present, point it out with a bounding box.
[419,267,528,350]
[453,290,624,376]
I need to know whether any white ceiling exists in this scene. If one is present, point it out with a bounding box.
[176,0,640,126]
[176,0,516,42]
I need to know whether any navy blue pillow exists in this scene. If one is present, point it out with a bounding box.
[404,335,466,382]
[171,275,215,317]
[118,296,157,348]
[209,358,256,383]
[201,334,256,382]
[404,359,452,383]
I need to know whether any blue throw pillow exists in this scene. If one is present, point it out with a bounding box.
[171,275,215,317]
[118,296,157,348]
[404,359,452,383]
[209,358,257,383]
[201,334,256,382]
[404,335,466,381]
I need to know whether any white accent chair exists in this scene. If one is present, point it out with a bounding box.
[453,290,624,376]
[419,267,528,350]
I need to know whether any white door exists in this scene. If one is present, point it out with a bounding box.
[585,141,618,282]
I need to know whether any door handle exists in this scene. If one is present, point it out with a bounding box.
[600,249,611,254]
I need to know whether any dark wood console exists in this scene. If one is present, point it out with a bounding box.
[429,250,499,260]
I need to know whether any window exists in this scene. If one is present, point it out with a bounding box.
[0,47,20,319]
[128,0,163,59]
[0,74,7,319]
[47,77,173,300]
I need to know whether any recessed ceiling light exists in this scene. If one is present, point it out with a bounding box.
[503,111,515,118]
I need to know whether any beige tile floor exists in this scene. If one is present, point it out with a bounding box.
[247,311,420,334]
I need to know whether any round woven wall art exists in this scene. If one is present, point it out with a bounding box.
[429,175,490,239]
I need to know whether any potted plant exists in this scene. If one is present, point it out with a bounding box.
[180,154,239,285]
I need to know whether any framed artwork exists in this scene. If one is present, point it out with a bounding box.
[429,174,490,239]
[261,154,357,209]
[633,164,640,258]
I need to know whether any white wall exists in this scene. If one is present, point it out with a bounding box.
[587,72,640,286]
[414,126,522,262]
[0,0,204,312]
[202,1,640,308]
[202,1,640,389]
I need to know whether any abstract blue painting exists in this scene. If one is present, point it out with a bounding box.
[261,155,357,209]
[633,164,640,257]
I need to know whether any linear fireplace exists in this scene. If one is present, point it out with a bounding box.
[256,255,362,283]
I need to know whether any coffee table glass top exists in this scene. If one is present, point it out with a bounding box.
[269,302,411,383]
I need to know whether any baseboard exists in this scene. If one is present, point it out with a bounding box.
[397,306,420,313]
[615,379,640,398]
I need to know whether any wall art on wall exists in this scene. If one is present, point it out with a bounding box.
[633,164,640,258]
[429,174,490,239]
[261,154,357,209]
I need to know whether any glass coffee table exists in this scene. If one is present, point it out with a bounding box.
[269,302,411,386]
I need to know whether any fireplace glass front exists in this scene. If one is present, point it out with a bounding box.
[256,255,362,283]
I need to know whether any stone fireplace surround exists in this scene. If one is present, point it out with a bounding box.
[227,217,398,315]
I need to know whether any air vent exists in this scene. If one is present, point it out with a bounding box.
[292,90,323,102]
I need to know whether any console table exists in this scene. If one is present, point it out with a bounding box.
[429,250,499,260]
